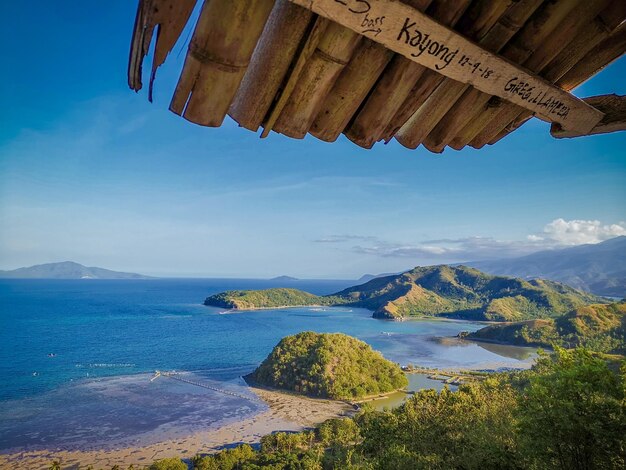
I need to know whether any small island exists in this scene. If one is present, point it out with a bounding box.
[205,288,336,309]
[249,332,408,400]
[269,275,299,282]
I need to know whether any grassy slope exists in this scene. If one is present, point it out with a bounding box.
[204,288,339,309]
[468,302,626,354]
[251,332,408,399]
[332,265,602,320]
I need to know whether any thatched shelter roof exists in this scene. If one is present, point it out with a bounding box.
[128,0,626,152]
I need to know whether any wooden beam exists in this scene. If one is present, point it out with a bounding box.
[551,94,626,138]
[287,0,603,134]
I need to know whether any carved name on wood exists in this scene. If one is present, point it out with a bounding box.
[287,0,604,133]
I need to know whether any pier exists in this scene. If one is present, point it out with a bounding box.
[152,370,261,403]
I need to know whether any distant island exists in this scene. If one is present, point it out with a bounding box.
[249,332,407,399]
[205,265,603,321]
[468,236,626,297]
[467,301,626,354]
[269,275,299,282]
[0,261,153,280]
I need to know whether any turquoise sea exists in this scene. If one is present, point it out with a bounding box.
[0,279,536,452]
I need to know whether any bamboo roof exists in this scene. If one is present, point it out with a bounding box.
[128,0,626,152]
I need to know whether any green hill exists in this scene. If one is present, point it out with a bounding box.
[250,332,408,399]
[204,266,603,321]
[204,288,336,309]
[468,302,626,354]
[334,265,602,320]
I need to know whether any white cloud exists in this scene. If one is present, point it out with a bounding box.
[541,218,626,245]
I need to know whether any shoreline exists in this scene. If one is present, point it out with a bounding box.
[0,386,354,470]
[207,303,339,312]
[464,335,552,349]
[206,303,509,328]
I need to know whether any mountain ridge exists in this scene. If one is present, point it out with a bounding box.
[467,236,626,297]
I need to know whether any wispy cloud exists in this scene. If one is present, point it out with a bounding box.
[314,219,626,262]
[313,234,380,243]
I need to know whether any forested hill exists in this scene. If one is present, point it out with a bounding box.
[332,265,603,320]
[468,301,626,354]
[250,332,407,399]
[204,288,336,309]
[205,265,603,321]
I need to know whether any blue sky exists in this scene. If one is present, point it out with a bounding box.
[0,2,625,278]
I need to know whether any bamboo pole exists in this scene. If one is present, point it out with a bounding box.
[423,3,545,152]
[445,0,587,149]
[394,0,514,150]
[559,21,626,91]
[229,1,313,132]
[467,0,613,148]
[309,39,393,142]
[170,0,274,127]
[271,21,362,138]
[309,0,432,143]
[260,16,330,138]
[128,0,197,100]
[382,0,505,145]
[344,0,470,149]
[487,14,626,146]
[450,0,606,149]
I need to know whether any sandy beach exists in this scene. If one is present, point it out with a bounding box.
[0,387,354,470]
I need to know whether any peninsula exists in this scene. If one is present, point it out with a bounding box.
[205,265,603,321]
[467,301,626,354]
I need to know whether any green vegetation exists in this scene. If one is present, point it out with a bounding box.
[205,265,603,321]
[333,265,603,320]
[250,332,408,399]
[469,301,626,354]
[148,458,187,470]
[204,288,339,309]
[48,348,626,469]
[180,348,626,469]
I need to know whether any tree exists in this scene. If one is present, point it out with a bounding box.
[518,348,626,469]
[149,457,188,470]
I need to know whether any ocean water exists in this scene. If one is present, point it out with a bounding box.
[0,279,536,452]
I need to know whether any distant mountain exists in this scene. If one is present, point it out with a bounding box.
[467,236,626,297]
[206,265,603,321]
[269,275,299,282]
[0,261,152,279]
[357,272,399,283]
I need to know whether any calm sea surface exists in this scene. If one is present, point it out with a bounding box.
[0,279,536,451]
